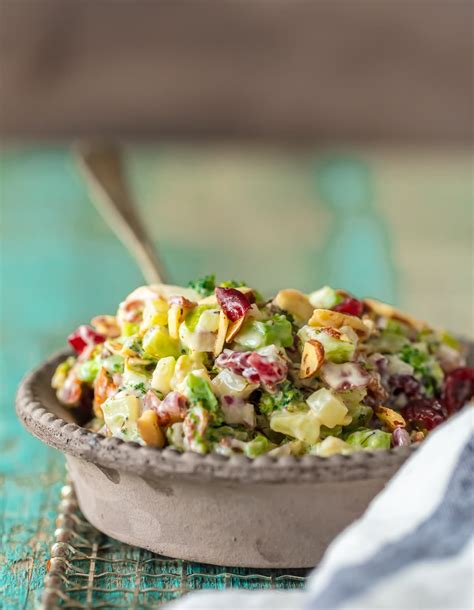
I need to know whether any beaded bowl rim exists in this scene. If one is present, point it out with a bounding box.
[17,348,419,484]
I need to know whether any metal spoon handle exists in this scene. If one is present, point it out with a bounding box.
[75,143,167,285]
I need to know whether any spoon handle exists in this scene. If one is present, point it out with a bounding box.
[75,143,167,285]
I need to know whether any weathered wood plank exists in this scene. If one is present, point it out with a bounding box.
[0,1,472,142]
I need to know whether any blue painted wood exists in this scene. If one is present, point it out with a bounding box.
[9,144,473,606]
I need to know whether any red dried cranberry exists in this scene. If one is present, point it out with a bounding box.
[333,297,364,317]
[215,349,287,391]
[442,367,474,415]
[68,325,106,354]
[156,392,188,427]
[404,398,445,431]
[215,287,251,322]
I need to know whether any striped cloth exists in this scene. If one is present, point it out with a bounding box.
[168,407,474,610]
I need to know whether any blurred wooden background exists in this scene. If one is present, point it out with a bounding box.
[0,0,472,143]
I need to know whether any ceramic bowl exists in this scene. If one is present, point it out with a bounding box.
[17,349,418,568]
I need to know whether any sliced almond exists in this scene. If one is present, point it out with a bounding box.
[91,315,120,338]
[226,316,246,342]
[137,410,166,447]
[273,289,313,323]
[214,311,230,357]
[309,308,370,338]
[375,405,407,432]
[199,294,218,306]
[364,298,428,332]
[300,339,325,379]
[168,304,183,339]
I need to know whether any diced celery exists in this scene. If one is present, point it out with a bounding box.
[345,429,391,450]
[270,409,321,444]
[142,326,180,359]
[298,326,355,363]
[440,331,461,351]
[313,436,351,457]
[244,435,271,458]
[185,305,216,332]
[186,373,219,412]
[103,354,124,375]
[234,315,293,349]
[121,322,139,337]
[51,357,75,389]
[306,388,348,428]
[77,359,100,383]
[344,404,373,432]
[308,286,341,309]
[233,320,266,349]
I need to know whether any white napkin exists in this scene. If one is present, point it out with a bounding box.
[167,407,474,610]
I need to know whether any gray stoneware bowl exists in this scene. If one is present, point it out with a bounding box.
[17,349,417,568]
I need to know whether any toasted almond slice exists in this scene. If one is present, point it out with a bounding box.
[300,339,325,379]
[91,315,120,338]
[168,304,183,339]
[309,308,370,337]
[214,311,230,357]
[364,298,428,332]
[375,405,407,432]
[226,316,246,342]
[137,410,166,447]
[199,294,218,305]
[273,289,313,323]
[103,339,123,355]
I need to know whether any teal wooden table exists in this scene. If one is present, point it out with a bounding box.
[1,145,471,608]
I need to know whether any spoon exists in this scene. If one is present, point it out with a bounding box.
[75,142,167,285]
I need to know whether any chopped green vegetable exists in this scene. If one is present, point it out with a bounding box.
[220,279,247,288]
[77,358,100,383]
[103,354,124,375]
[400,344,444,395]
[121,322,139,337]
[243,434,271,458]
[345,429,391,450]
[188,274,216,297]
[186,373,221,421]
[142,326,180,359]
[258,381,303,415]
[235,315,293,350]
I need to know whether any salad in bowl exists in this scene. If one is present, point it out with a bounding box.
[52,277,473,458]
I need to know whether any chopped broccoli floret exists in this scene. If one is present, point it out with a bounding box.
[258,381,303,415]
[188,274,216,296]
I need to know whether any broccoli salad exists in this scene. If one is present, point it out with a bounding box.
[52,277,474,458]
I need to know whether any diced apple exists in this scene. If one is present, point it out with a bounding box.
[270,410,321,444]
[151,356,176,395]
[306,388,348,428]
[103,394,141,440]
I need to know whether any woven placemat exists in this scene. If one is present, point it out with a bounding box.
[41,480,308,609]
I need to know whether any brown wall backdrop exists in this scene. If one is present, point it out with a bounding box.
[0,0,472,143]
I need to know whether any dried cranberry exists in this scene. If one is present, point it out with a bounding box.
[68,325,106,354]
[442,367,474,415]
[404,398,445,431]
[389,374,421,399]
[216,349,287,391]
[57,371,82,405]
[215,287,251,322]
[155,392,188,427]
[333,297,364,317]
